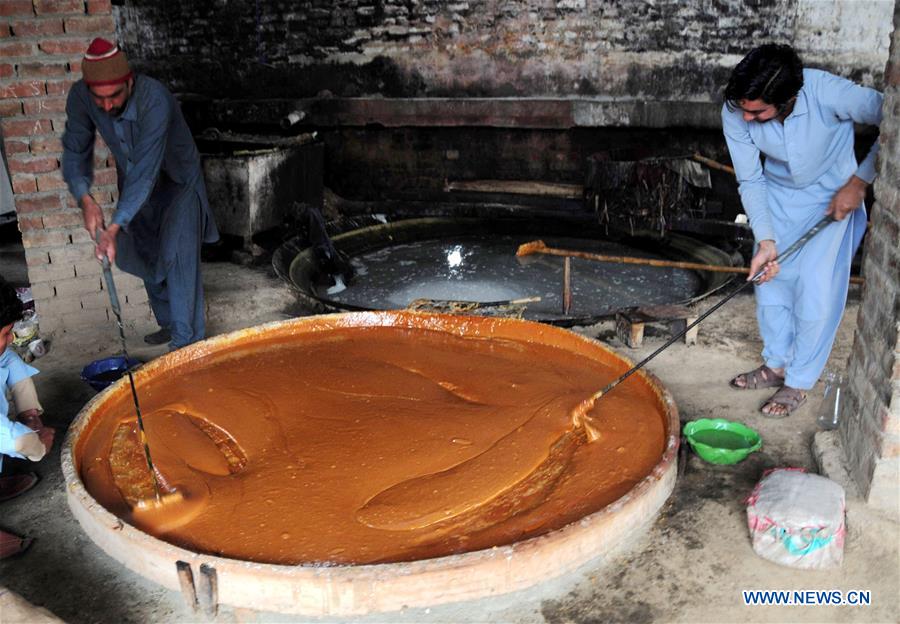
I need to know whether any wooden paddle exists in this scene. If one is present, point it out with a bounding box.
[516,240,865,285]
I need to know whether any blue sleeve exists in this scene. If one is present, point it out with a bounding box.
[815,71,884,184]
[0,417,34,459]
[111,90,172,229]
[0,348,38,389]
[62,83,97,203]
[722,104,777,244]
[0,350,37,459]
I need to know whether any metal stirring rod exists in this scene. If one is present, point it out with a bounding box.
[95,229,163,503]
[587,215,837,403]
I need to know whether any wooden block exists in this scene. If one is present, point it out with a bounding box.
[670,316,699,346]
[198,563,218,617]
[683,316,699,346]
[175,560,198,612]
[616,312,644,348]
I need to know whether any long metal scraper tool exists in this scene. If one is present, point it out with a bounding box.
[95,229,165,504]
[573,215,837,440]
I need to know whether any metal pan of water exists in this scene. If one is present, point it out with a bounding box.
[275,217,737,324]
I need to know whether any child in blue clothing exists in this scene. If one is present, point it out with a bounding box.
[0,278,54,558]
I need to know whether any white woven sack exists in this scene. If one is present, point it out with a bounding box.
[746,468,846,569]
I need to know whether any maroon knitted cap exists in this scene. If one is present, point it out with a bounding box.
[82,38,132,87]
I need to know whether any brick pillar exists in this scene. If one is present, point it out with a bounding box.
[1,0,150,343]
[839,2,900,520]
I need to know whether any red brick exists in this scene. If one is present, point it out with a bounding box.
[34,0,86,15]
[69,228,92,244]
[11,175,37,194]
[0,0,34,17]
[4,139,29,154]
[36,170,67,191]
[42,211,83,228]
[48,243,93,264]
[24,249,51,266]
[38,38,89,55]
[30,135,63,153]
[14,194,63,214]
[22,96,67,115]
[0,22,10,37]
[7,155,59,174]
[0,100,23,117]
[27,263,75,283]
[22,228,71,249]
[45,79,76,96]
[94,168,116,185]
[0,81,46,99]
[125,288,148,305]
[0,64,13,78]
[18,61,69,78]
[28,283,54,300]
[1,118,53,137]
[10,19,65,37]
[85,0,110,14]
[0,41,35,56]
[64,15,114,34]
[69,59,80,73]
[80,289,111,308]
[18,216,45,230]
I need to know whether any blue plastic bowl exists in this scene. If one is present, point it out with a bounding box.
[80,356,142,392]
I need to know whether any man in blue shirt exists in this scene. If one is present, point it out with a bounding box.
[722,44,882,417]
[63,38,218,350]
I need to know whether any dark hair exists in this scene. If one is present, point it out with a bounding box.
[725,44,804,112]
[0,278,24,328]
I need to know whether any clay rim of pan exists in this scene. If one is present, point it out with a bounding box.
[61,311,680,573]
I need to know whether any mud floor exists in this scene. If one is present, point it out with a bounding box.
[0,259,897,624]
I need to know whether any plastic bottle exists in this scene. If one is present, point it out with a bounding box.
[816,371,844,431]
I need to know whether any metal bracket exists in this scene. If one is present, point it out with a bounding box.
[175,560,218,617]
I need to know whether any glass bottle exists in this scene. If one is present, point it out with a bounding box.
[816,371,844,430]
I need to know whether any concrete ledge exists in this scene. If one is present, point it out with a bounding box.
[205,97,724,130]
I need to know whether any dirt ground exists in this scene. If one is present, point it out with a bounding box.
[0,258,897,624]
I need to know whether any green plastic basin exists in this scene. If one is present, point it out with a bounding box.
[682,418,762,465]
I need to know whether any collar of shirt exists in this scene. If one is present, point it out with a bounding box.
[117,79,139,123]
[787,90,809,119]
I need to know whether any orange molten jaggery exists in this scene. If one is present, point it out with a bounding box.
[76,313,668,565]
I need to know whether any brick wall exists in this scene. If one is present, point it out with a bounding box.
[839,1,900,521]
[1,0,151,342]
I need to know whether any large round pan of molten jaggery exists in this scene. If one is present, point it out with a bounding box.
[63,311,679,615]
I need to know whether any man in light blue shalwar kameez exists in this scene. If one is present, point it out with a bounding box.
[63,38,218,350]
[721,44,882,417]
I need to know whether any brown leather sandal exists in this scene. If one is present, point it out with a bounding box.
[730,365,785,390]
[761,386,807,418]
[0,473,38,503]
